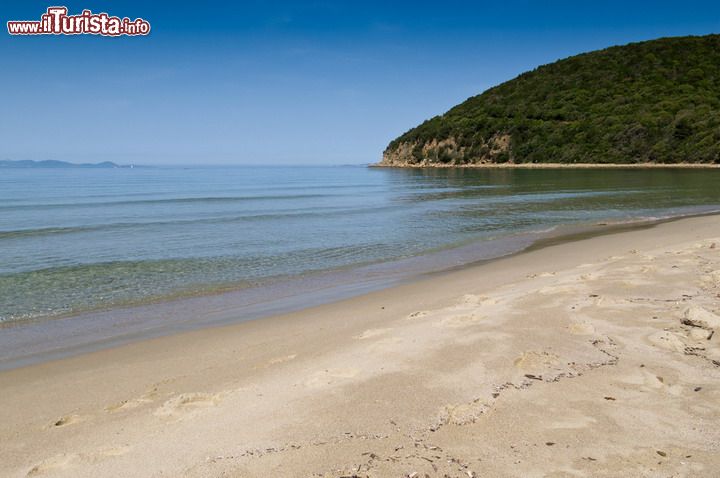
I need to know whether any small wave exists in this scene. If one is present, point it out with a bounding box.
[0,193,341,212]
[529,225,559,234]
[0,204,402,240]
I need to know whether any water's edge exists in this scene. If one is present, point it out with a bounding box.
[1,209,717,372]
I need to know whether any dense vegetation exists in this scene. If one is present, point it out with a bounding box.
[383,35,720,165]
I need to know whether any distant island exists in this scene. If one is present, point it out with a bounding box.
[380,34,720,166]
[0,160,134,169]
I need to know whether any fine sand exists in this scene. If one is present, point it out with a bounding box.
[1,215,720,477]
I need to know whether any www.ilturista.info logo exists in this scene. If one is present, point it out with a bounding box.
[7,6,150,36]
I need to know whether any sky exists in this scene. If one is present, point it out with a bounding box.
[1,1,719,166]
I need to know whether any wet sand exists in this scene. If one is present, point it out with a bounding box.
[1,215,719,477]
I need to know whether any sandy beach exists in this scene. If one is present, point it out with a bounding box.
[1,214,719,478]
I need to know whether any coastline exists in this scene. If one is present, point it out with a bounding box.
[371,162,720,169]
[2,214,719,477]
[3,209,718,372]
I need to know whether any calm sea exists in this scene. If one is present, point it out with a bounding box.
[2,166,720,326]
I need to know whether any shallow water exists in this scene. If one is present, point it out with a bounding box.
[2,165,720,324]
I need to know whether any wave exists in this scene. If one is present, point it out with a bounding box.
[0,204,400,240]
[0,193,343,211]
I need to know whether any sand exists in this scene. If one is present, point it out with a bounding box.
[1,215,719,477]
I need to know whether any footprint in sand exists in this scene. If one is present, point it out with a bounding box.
[549,413,598,430]
[154,392,223,419]
[527,272,556,279]
[27,447,130,476]
[537,284,581,295]
[459,294,501,307]
[106,395,156,414]
[688,327,713,341]
[406,310,430,320]
[514,351,560,372]
[354,328,391,340]
[621,369,683,395]
[436,400,489,427]
[105,386,162,413]
[252,353,298,371]
[684,306,720,329]
[641,370,666,390]
[638,370,683,395]
[48,414,84,429]
[694,241,718,249]
[460,294,484,305]
[647,331,686,353]
[700,271,720,288]
[437,314,486,328]
[568,322,596,335]
[27,454,78,476]
[304,368,360,388]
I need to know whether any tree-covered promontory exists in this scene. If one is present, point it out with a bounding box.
[381,35,720,165]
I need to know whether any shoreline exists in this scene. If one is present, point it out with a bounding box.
[1,214,719,476]
[2,209,719,372]
[371,162,720,169]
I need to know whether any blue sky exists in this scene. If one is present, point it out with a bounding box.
[2,1,719,165]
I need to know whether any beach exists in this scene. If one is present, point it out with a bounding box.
[1,214,719,478]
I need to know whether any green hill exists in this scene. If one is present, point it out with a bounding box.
[381,35,720,166]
